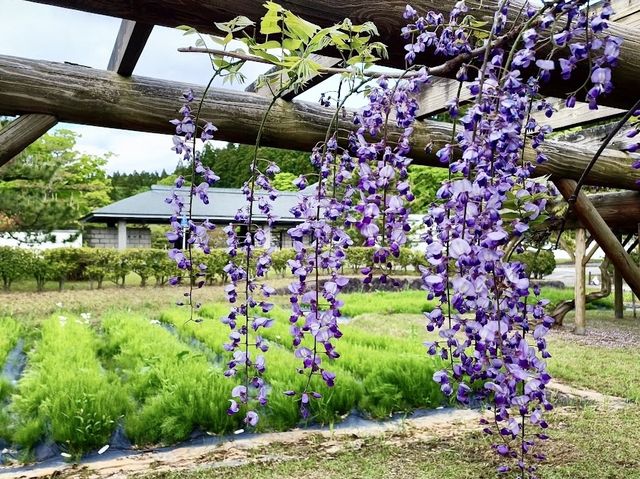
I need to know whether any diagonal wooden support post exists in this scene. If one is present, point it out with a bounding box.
[0,114,57,167]
[108,20,154,76]
[555,178,640,298]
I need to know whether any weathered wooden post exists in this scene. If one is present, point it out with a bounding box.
[554,179,640,298]
[574,228,587,335]
[614,233,624,319]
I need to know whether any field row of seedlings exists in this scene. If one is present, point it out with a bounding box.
[194,304,446,419]
[160,308,361,430]
[0,318,23,439]
[2,316,125,459]
[0,300,446,463]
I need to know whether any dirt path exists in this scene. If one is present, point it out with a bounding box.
[0,382,626,479]
[1,409,482,479]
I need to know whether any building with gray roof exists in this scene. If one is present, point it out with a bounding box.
[83,185,309,249]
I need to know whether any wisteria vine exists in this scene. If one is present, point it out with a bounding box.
[166,0,626,475]
[404,0,620,476]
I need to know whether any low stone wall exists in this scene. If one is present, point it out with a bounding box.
[85,227,151,249]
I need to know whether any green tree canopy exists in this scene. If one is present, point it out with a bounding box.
[0,128,112,232]
[176,143,314,188]
[272,172,298,191]
[109,169,170,201]
[408,165,448,213]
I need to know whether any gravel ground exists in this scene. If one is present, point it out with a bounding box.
[551,312,640,348]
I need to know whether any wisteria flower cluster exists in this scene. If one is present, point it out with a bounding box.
[166,90,219,301]
[402,0,620,475]
[347,72,426,286]
[220,154,281,427]
[284,135,355,417]
[168,88,280,427]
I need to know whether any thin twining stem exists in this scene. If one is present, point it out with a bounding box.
[177,28,521,80]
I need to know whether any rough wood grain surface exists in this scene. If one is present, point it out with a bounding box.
[0,54,637,190]
[574,227,587,335]
[560,192,640,233]
[415,77,473,118]
[0,114,57,167]
[417,76,624,129]
[25,0,640,110]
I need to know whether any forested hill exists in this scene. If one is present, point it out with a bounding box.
[109,169,171,201]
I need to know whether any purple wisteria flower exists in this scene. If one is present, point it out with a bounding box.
[403,0,620,474]
[167,90,219,290]
[221,154,280,426]
[285,134,355,416]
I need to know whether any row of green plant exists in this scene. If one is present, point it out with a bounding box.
[100,313,237,445]
[194,304,446,418]
[0,317,22,434]
[263,308,446,417]
[4,316,126,458]
[339,287,614,318]
[0,317,21,368]
[0,245,559,293]
[160,308,361,428]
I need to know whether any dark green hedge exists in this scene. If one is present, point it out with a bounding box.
[0,245,555,291]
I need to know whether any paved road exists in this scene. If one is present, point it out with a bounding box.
[546,264,631,291]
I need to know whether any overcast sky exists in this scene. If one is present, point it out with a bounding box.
[0,0,373,174]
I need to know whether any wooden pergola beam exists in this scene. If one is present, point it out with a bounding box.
[25,0,640,111]
[531,101,624,131]
[0,54,637,190]
[559,191,640,233]
[555,179,640,298]
[415,77,472,119]
[0,20,153,168]
[416,77,625,130]
[107,20,154,76]
[0,114,57,167]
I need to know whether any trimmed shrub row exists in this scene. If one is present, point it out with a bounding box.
[0,246,557,292]
[0,246,423,292]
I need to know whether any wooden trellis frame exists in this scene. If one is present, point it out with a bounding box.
[0,0,639,302]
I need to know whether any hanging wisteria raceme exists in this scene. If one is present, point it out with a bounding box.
[221,152,281,427]
[166,89,219,316]
[285,132,356,417]
[168,87,280,427]
[403,0,620,476]
[348,71,426,286]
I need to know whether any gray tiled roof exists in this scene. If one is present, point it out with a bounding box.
[84,185,312,224]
